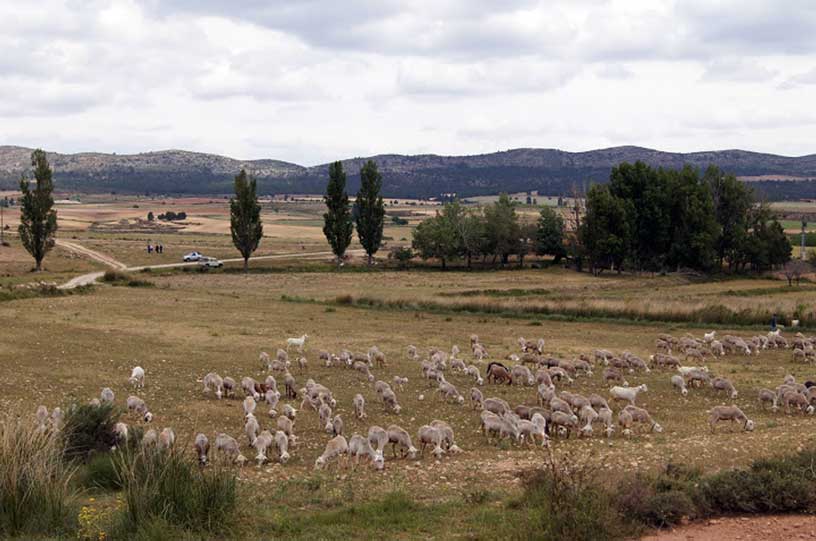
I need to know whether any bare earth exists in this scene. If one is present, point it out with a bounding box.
[642,515,816,541]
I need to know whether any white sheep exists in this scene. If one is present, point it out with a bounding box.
[315,435,348,469]
[386,424,417,459]
[277,416,295,443]
[253,430,274,465]
[287,334,309,352]
[331,414,344,437]
[417,425,446,458]
[223,377,236,398]
[393,376,408,391]
[203,372,224,399]
[141,429,158,447]
[437,380,465,405]
[245,414,260,445]
[353,394,367,419]
[609,384,648,405]
[465,365,484,386]
[381,388,402,414]
[158,427,176,450]
[709,405,754,432]
[129,366,145,389]
[100,387,115,404]
[243,396,257,418]
[215,433,241,460]
[349,433,384,470]
[367,425,388,455]
[275,430,290,463]
[711,377,738,399]
[470,387,484,410]
[319,403,333,431]
[670,374,688,396]
[112,422,128,446]
[126,395,153,422]
[758,388,779,411]
[241,377,261,400]
[194,433,210,465]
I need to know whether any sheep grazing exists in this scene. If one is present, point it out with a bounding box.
[112,422,129,446]
[708,405,755,432]
[129,366,145,389]
[598,407,615,438]
[194,433,210,465]
[276,416,295,442]
[284,372,298,399]
[670,374,688,396]
[548,366,573,384]
[486,362,511,385]
[50,408,64,431]
[782,390,814,415]
[315,435,348,469]
[331,415,344,437]
[417,425,447,458]
[483,397,511,416]
[318,403,333,431]
[603,367,628,386]
[203,372,224,399]
[437,380,465,405]
[273,430,290,463]
[222,377,236,398]
[252,430,274,465]
[549,411,578,439]
[588,393,609,410]
[281,404,297,421]
[142,429,158,447]
[518,413,549,446]
[684,368,711,387]
[537,384,555,407]
[215,433,241,460]
[158,427,176,450]
[245,414,260,445]
[711,377,738,399]
[241,377,261,400]
[368,346,386,368]
[609,384,648,406]
[407,345,418,360]
[758,388,778,411]
[470,387,484,410]
[709,340,725,357]
[353,394,367,419]
[126,395,153,422]
[353,360,375,382]
[287,334,308,352]
[535,368,553,388]
[243,396,257,418]
[35,405,49,432]
[265,390,281,411]
[100,387,115,404]
[465,365,484,386]
[349,433,384,470]
[393,376,408,391]
[622,405,663,433]
[650,353,680,369]
[296,357,307,372]
[511,365,535,386]
[381,388,402,414]
[480,411,520,442]
[259,351,271,369]
[386,424,418,459]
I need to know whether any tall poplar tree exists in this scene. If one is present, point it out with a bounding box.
[322,161,353,265]
[18,149,57,271]
[230,169,263,273]
[354,160,385,265]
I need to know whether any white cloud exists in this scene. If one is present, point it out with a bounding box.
[0,0,815,165]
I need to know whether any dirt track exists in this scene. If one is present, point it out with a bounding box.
[642,515,816,541]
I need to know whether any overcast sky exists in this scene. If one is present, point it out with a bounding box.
[1,0,815,165]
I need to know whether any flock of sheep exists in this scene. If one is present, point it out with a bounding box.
[32,328,816,471]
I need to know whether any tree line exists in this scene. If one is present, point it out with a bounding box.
[579,162,791,274]
[409,162,792,274]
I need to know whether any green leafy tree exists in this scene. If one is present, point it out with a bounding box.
[412,207,458,269]
[18,149,58,271]
[535,206,566,263]
[322,161,354,265]
[229,169,263,273]
[354,160,385,265]
[580,185,629,275]
[483,193,521,265]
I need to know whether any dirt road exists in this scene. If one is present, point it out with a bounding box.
[57,239,362,289]
[642,515,816,541]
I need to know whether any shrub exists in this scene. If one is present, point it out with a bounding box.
[78,452,121,491]
[62,402,120,462]
[0,413,77,537]
[102,270,129,283]
[114,447,237,535]
[102,270,154,288]
[510,457,634,541]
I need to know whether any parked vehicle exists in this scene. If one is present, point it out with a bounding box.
[198,257,223,268]
[183,251,203,262]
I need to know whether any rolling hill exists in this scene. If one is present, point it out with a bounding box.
[2,145,816,199]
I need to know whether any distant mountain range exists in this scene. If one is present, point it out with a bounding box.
[2,145,816,200]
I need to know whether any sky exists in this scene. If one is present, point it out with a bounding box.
[1,0,815,165]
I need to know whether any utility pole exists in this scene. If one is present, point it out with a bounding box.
[0,198,4,246]
[802,220,807,261]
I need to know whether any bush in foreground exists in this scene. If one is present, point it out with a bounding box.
[0,413,77,537]
[114,447,237,536]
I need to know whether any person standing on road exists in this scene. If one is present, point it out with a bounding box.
[147,243,153,254]
[771,313,778,331]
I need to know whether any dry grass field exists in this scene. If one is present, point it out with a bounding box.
[4,196,816,539]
